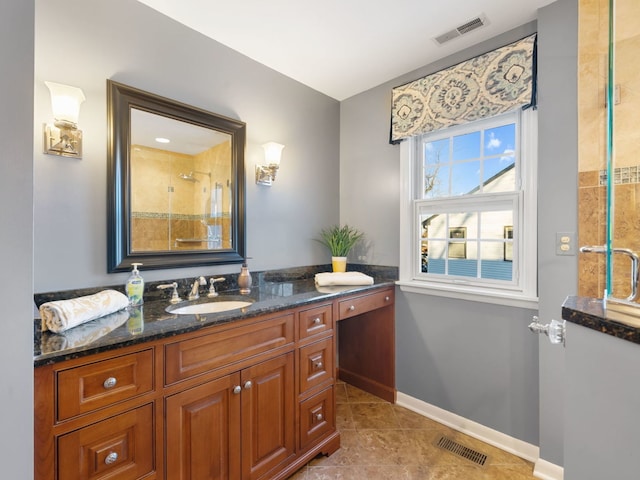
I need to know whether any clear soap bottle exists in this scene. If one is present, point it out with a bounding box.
[126,263,145,306]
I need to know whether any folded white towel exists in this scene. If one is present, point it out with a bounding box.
[41,309,130,352]
[39,290,130,333]
[314,272,374,287]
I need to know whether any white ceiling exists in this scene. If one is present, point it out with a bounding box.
[136,0,555,101]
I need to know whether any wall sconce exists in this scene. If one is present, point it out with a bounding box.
[43,81,86,159]
[256,142,284,186]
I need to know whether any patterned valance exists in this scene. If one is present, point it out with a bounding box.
[390,34,537,143]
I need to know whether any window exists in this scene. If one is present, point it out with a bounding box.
[398,110,538,308]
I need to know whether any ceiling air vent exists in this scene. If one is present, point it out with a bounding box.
[434,14,489,45]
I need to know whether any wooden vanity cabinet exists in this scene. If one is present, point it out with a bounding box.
[165,352,295,480]
[337,287,396,403]
[34,287,395,480]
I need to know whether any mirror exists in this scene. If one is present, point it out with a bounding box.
[107,80,246,272]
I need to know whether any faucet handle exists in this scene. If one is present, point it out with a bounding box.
[157,282,182,304]
[208,277,225,297]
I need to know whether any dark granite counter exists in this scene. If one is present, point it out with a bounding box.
[562,296,640,345]
[34,265,397,367]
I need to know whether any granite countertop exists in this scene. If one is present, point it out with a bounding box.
[34,273,396,367]
[562,296,640,345]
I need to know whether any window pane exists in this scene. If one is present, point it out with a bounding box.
[419,206,516,283]
[425,240,447,274]
[451,160,480,195]
[479,210,514,281]
[485,123,515,155]
[453,131,481,160]
[424,138,449,165]
[424,164,450,198]
[483,156,515,192]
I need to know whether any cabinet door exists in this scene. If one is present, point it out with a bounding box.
[241,352,295,480]
[166,373,241,480]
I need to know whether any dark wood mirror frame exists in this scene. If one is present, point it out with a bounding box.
[107,80,246,272]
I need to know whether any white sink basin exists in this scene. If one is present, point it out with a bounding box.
[167,300,253,315]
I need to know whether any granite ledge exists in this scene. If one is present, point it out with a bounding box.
[562,296,640,345]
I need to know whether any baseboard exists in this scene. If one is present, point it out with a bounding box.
[533,458,564,480]
[396,392,563,480]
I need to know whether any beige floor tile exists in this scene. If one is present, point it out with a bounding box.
[345,384,386,403]
[350,402,400,429]
[288,383,537,479]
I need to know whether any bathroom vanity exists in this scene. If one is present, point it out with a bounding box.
[33,278,395,480]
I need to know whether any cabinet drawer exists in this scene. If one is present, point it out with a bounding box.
[299,386,335,451]
[56,349,154,421]
[298,303,332,341]
[165,313,294,385]
[337,288,394,320]
[57,403,154,480]
[298,336,334,394]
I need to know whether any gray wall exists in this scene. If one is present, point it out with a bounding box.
[340,0,578,464]
[340,22,542,447]
[34,0,341,292]
[564,323,640,480]
[536,0,578,466]
[0,0,35,477]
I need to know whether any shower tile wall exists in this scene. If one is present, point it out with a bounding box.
[578,0,640,300]
[130,142,232,251]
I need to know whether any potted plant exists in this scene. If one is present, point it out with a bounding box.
[317,224,364,272]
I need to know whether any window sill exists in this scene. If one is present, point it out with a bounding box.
[396,280,539,309]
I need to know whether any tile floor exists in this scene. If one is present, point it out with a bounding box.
[288,381,538,479]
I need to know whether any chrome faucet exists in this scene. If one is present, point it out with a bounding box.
[188,276,206,300]
[207,277,225,297]
[157,282,182,304]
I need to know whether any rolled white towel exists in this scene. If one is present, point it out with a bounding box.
[314,272,374,287]
[39,290,130,333]
[41,309,130,352]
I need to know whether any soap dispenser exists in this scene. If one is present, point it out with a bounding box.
[126,263,145,306]
[238,260,252,295]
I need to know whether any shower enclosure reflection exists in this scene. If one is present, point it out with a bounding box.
[130,108,233,252]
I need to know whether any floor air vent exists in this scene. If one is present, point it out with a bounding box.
[434,15,488,45]
[435,436,489,467]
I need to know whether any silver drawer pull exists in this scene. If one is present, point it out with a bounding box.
[315,361,323,369]
[105,452,118,465]
[315,413,323,421]
[103,377,117,389]
[385,296,390,301]
[244,381,252,390]
[313,317,321,324]
[348,305,355,311]
[233,385,242,395]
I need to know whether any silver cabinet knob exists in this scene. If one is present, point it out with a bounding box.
[315,361,323,369]
[313,317,321,324]
[105,452,118,465]
[103,377,117,389]
[244,380,252,390]
[315,413,323,421]
[233,385,242,395]
[385,296,390,301]
[348,305,355,311]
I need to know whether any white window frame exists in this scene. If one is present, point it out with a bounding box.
[397,109,538,309]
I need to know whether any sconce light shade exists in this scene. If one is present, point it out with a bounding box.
[43,81,86,158]
[256,142,285,186]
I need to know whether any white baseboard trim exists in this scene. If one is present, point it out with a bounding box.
[396,392,563,480]
[533,458,564,480]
